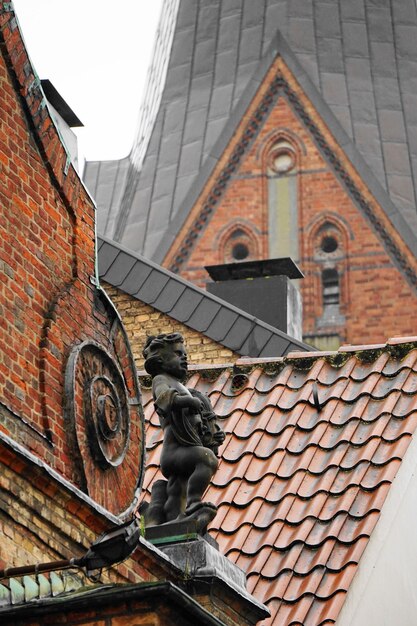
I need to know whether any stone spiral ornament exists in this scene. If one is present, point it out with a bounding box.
[65,335,144,517]
[81,348,130,469]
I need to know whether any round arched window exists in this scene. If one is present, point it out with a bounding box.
[232,242,249,260]
[223,228,256,263]
[267,140,296,175]
[321,235,338,254]
[314,223,343,260]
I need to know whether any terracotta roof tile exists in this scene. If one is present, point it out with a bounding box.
[212,454,254,486]
[139,339,417,625]
[259,472,308,504]
[386,336,417,345]
[337,343,386,353]
[265,595,313,626]
[392,394,417,417]
[382,349,417,374]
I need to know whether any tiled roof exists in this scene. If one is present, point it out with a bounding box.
[85,0,417,263]
[140,337,417,625]
[98,235,311,357]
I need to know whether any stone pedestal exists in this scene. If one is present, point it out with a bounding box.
[159,535,246,591]
[145,518,218,549]
[145,530,270,626]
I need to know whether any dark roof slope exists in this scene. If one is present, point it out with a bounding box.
[98,235,311,357]
[83,157,130,237]
[141,336,417,625]
[86,0,417,263]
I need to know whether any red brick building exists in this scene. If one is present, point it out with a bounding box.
[3,5,417,626]
[86,0,417,349]
[0,6,267,624]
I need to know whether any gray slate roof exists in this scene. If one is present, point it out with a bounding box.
[98,235,312,357]
[86,0,417,264]
[84,157,129,236]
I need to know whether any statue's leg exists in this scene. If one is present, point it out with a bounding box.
[186,451,218,511]
[164,475,187,521]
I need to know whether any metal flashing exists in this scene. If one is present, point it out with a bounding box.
[0,581,231,625]
[40,79,83,128]
[206,257,304,281]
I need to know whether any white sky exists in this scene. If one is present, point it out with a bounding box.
[12,0,163,163]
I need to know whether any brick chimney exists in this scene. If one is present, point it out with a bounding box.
[206,258,304,340]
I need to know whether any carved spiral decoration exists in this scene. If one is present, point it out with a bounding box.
[68,343,129,470]
[83,369,129,469]
[65,338,143,515]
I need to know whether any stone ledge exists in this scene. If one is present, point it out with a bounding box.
[156,536,269,622]
[160,537,246,590]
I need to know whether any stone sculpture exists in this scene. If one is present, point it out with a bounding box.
[142,333,225,532]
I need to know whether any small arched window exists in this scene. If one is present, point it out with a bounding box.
[222,227,257,263]
[312,220,347,334]
[267,140,296,175]
[266,138,299,261]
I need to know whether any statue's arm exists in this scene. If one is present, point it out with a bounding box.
[152,375,202,414]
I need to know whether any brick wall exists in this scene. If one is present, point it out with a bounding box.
[163,57,417,347]
[1,11,92,458]
[103,283,238,370]
[0,11,262,626]
[0,440,159,586]
[0,9,144,515]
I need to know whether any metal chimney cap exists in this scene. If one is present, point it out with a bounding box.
[205,258,304,281]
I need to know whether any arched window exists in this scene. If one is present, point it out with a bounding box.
[311,221,347,331]
[266,138,299,262]
[222,226,258,264]
[314,222,343,262]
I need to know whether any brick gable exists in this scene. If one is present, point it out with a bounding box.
[163,57,417,347]
[0,8,144,515]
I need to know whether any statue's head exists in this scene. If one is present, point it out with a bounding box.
[143,333,188,380]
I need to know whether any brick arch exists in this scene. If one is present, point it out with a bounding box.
[307,212,354,241]
[309,214,351,251]
[257,127,307,167]
[216,221,260,264]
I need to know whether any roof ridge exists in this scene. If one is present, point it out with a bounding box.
[136,337,417,375]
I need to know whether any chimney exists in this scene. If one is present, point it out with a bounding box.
[205,258,304,340]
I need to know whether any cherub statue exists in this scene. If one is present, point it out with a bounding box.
[142,333,225,530]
